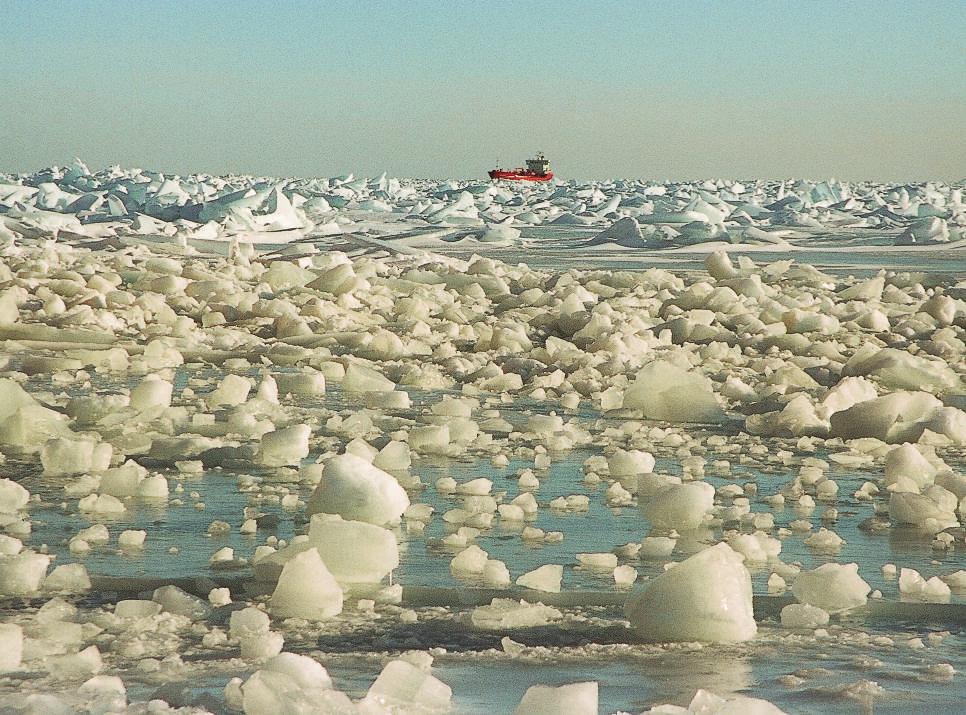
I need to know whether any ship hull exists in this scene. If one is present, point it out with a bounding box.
[488,169,554,182]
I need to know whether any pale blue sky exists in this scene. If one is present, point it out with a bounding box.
[2,1,964,180]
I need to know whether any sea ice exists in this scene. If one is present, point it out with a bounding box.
[306,453,410,525]
[0,478,29,513]
[257,424,311,467]
[516,564,563,593]
[898,567,952,601]
[513,681,598,715]
[0,552,50,596]
[791,562,870,613]
[307,514,399,583]
[0,624,23,672]
[780,603,830,629]
[643,482,715,531]
[359,658,452,713]
[625,543,756,643]
[470,598,563,630]
[622,361,726,423]
[643,688,788,714]
[269,547,343,619]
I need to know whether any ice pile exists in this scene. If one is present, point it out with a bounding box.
[3,160,963,251]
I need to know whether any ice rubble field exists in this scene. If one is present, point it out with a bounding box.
[0,162,964,713]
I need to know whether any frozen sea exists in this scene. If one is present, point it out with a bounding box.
[0,165,964,713]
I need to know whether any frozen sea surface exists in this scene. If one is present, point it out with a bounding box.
[1,164,964,713]
[9,366,965,713]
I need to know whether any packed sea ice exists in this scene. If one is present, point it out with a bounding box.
[0,160,963,713]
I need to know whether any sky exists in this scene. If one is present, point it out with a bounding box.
[2,0,964,181]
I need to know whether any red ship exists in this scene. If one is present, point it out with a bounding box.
[488,153,553,182]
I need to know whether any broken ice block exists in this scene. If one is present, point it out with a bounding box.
[269,548,343,619]
[791,563,870,613]
[306,453,409,525]
[516,564,563,593]
[625,543,756,643]
[513,682,598,715]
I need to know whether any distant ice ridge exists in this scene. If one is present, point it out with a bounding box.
[0,159,963,252]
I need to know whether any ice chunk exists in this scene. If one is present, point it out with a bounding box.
[0,379,72,452]
[0,552,50,596]
[614,565,638,587]
[343,362,395,392]
[625,543,756,643]
[274,369,326,397]
[137,474,169,498]
[643,482,715,531]
[516,564,563,593]
[99,460,147,497]
[471,598,563,630]
[240,631,285,661]
[483,559,511,587]
[360,658,452,712]
[588,216,645,247]
[640,536,676,559]
[258,424,310,467]
[898,568,951,602]
[308,514,399,583]
[513,681,598,715]
[242,654,347,715]
[372,440,411,472]
[41,438,104,477]
[152,585,211,620]
[828,391,944,443]
[307,453,410,525]
[76,524,109,544]
[727,531,781,562]
[0,535,21,556]
[206,373,252,408]
[576,552,618,570]
[803,528,845,552]
[118,529,146,550]
[78,493,126,513]
[409,424,451,454]
[899,216,949,244]
[622,361,726,423]
[643,688,788,714]
[269,548,343,619]
[44,563,91,593]
[114,599,162,619]
[780,603,830,629]
[130,375,173,411]
[890,490,959,532]
[242,669,341,714]
[46,645,102,679]
[608,449,656,476]
[78,675,126,711]
[230,607,271,640]
[0,624,23,672]
[451,544,489,575]
[0,478,29,513]
[792,563,870,613]
[264,652,332,691]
